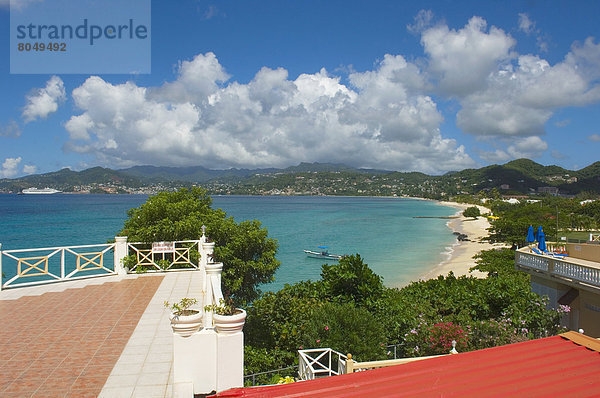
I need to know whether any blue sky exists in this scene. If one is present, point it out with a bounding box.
[1,0,600,177]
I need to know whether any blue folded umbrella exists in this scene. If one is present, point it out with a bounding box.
[538,228,546,252]
[526,225,535,243]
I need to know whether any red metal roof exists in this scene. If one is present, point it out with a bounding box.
[214,332,600,397]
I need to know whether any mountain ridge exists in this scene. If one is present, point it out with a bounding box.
[1,159,599,196]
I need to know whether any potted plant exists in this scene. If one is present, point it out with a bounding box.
[165,298,203,337]
[204,297,246,334]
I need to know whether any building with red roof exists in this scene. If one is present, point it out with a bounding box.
[213,332,600,397]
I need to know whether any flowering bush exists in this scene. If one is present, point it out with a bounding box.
[468,318,528,350]
[403,317,468,356]
[427,322,468,354]
[277,376,296,384]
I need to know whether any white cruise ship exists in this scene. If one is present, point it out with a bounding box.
[21,187,62,194]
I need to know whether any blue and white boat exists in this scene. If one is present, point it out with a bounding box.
[304,246,344,260]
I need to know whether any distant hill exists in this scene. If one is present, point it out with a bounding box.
[118,165,273,183]
[503,158,569,178]
[0,167,143,192]
[2,159,600,196]
[118,162,387,182]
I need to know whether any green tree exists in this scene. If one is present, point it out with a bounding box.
[321,254,384,307]
[301,302,387,361]
[463,206,481,218]
[120,187,280,304]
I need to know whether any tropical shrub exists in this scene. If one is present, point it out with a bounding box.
[120,187,280,304]
[463,206,481,218]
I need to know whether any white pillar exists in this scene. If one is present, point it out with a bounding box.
[173,329,218,396]
[217,332,244,391]
[204,262,224,329]
[201,241,215,269]
[114,236,128,275]
[0,243,3,291]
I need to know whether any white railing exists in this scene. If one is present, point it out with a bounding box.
[0,242,118,290]
[553,260,600,287]
[298,348,347,381]
[516,251,549,272]
[516,250,600,289]
[126,239,201,273]
[0,236,210,291]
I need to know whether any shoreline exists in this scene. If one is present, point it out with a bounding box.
[417,201,507,281]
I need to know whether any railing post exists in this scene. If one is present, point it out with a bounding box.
[61,248,65,279]
[114,236,128,275]
[345,353,354,374]
[0,243,3,291]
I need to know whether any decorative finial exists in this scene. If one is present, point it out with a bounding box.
[201,225,206,236]
[450,340,458,354]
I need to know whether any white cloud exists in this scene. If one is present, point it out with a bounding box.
[517,13,548,52]
[2,0,43,10]
[22,76,66,123]
[59,15,600,172]
[64,53,475,174]
[0,157,22,178]
[407,9,433,34]
[23,164,37,174]
[479,149,511,164]
[479,136,548,163]
[589,134,600,142]
[0,120,21,137]
[506,136,548,158]
[418,17,600,140]
[421,16,516,96]
[518,13,535,34]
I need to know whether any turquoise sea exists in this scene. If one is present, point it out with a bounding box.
[0,194,458,289]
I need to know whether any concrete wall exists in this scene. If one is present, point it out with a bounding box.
[579,290,600,337]
[530,275,600,338]
[566,243,600,262]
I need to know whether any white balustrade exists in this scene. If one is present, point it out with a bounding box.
[298,348,347,380]
[554,260,600,286]
[0,236,203,290]
[517,249,600,289]
[516,252,549,272]
[126,239,201,273]
[0,242,118,289]
[0,243,3,292]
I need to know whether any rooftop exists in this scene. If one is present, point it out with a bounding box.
[0,270,203,397]
[215,332,600,397]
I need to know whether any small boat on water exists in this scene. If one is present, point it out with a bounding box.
[21,187,62,194]
[304,246,344,260]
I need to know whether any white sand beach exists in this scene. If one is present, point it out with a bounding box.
[419,202,508,280]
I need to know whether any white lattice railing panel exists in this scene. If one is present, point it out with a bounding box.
[126,240,201,272]
[1,243,116,289]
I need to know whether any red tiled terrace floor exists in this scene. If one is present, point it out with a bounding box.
[0,275,164,398]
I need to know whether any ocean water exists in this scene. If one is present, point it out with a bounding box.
[0,194,458,289]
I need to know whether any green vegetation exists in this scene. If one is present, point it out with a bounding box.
[244,249,566,377]
[114,188,598,383]
[463,206,481,218]
[486,196,599,246]
[119,187,280,305]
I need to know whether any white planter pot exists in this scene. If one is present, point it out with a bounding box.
[170,310,203,337]
[213,308,246,334]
